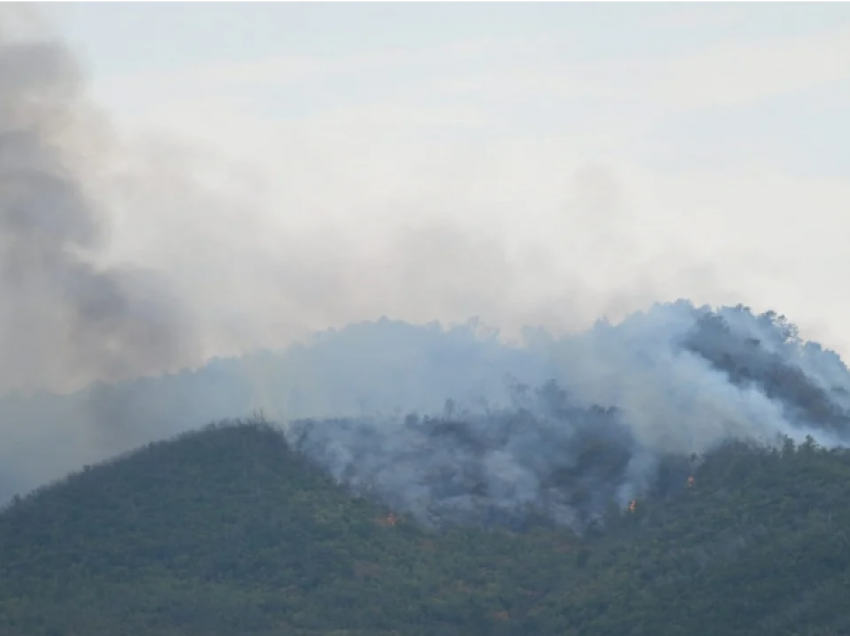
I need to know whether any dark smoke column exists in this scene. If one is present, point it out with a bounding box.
[0,21,197,395]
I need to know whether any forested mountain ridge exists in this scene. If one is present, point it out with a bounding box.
[6,300,850,508]
[1,418,848,636]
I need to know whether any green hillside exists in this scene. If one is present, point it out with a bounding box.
[1,419,849,635]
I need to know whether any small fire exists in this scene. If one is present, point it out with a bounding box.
[687,475,695,488]
[375,512,399,527]
[628,500,636,513]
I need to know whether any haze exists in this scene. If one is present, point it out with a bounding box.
[10,2,850,392]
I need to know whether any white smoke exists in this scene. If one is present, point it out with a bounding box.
[3,301,849,532]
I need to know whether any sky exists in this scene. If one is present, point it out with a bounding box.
[19,2,850,377]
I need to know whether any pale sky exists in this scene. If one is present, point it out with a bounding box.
[33,3,850,364]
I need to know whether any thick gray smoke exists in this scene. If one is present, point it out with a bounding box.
[0,21,197,417]
[2,14,850,531]
[3,301,850,533]
[285,302,850,530]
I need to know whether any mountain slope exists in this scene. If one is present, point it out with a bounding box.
[5,302,850,510]
[1,419,849,635]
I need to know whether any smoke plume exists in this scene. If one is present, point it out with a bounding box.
[3,300,850,534]
[0,17,198,396]
[286,302,850,531]
[2,14,850,533]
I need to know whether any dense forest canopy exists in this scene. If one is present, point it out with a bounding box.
[1,303,850,633]
[1,418,849,635]
[2,11,848,634]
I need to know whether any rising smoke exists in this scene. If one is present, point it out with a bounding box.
[0,11,202,468]
[287,302,850,531]
[0,15,198,396]
[2,13,850,532]
[4,300,850,534]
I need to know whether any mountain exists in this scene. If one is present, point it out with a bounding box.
[1,417,849,636]
[3,301,850,633]
[5,301,850,509]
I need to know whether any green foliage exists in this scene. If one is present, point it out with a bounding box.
[1,419,849,635]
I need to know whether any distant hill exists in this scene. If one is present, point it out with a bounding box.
[4,301,850,507]
[0,317,550,502]
[3,302,850,633]
[1,418,849,635]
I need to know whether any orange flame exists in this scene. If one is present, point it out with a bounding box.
[375,512,399,527]
[628,500,636,513]
[687,476,695,487]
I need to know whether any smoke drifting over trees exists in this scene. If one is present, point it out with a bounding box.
[287,302,850,531]
[3,13,850,532]
[3,301,850,533]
